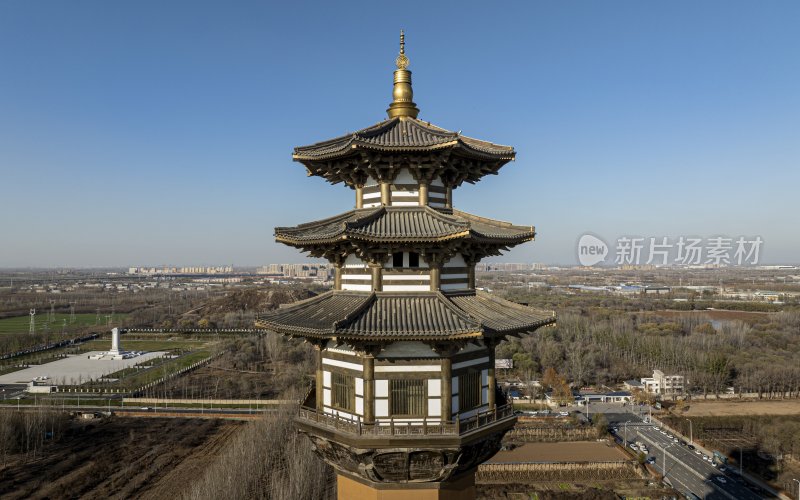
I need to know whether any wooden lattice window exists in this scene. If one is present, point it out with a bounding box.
[331,372,354,412]
[390,379,425,416]
[459,371,481,411]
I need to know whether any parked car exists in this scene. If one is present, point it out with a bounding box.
[687,444,695,450]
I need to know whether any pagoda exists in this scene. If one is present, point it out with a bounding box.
[256,32,556,500]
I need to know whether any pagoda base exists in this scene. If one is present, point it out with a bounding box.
[337,471,475,500]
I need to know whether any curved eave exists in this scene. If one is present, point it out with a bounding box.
[274,231,533,249]
[483,317,556,339]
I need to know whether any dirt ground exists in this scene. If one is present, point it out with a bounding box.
[487,441,627,463]
[0,416,242,500]
[680,399,800,416]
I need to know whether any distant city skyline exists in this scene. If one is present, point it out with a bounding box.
[1,1,798,267]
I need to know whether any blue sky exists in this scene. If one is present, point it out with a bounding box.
[1,1,798,267]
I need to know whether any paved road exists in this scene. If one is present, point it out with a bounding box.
[607,412,768,499]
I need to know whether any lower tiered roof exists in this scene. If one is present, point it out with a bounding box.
[255,290,554,342]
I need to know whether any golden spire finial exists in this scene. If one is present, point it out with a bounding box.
[387,29,419,119]
[396,30,409,70]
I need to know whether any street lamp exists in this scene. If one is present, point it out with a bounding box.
[624,421,629,447]
[685,418,693,445]
[792,478,800,500]
[660,442,674,481]
[586,396,590,421]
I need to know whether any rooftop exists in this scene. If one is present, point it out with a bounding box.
[256,289,554,342]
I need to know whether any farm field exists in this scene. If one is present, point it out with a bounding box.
[0,313,128,334]
[487,441,627,463]
[0,415,243,500]
[681,399,800,417]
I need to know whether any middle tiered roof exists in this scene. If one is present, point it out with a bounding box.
[257,290,555,342]
[275,206,535,258]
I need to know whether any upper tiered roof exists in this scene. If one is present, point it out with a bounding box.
[294,117,515,160]
[292,33,516,188]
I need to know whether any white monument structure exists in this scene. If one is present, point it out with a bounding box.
[89,328,138,360]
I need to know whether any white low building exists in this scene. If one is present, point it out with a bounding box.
[641,369,684,396]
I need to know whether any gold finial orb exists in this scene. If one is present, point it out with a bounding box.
[396,53,409,70]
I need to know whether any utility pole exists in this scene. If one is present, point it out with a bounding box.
[792,478,799,500]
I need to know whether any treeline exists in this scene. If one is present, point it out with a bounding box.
[181,403,332,499]
[0,408,70,467]
[160,334,316,400]
[153,286,319,331]
[498,289,800,398]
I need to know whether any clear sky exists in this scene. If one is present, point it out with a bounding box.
[1,1,798,267]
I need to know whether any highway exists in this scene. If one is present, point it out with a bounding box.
[606,410,768,499]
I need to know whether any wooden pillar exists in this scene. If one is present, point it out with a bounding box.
[487,343,496,410]
[355,185,364,209]
[334,263,343,290]
[467,264,476,289]
[370,264,382,292]
[363,355,374,422]
[441,357,452,420]
[429,265,440,291]
[418,182,429,206]
[315,346,324,412]
[380,182,391,206]
[445,186,453,208]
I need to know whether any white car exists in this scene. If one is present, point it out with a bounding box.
[629,444,639,451]
[702,456,709,461]
[716,477,727,484]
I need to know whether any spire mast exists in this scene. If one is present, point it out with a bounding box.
[387,29,419,119]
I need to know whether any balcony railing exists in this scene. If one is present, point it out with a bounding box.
[297,403,515,438]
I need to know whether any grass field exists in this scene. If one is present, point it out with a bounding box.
[0,313,129,334]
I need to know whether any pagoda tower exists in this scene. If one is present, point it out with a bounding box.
[256,32,556,500]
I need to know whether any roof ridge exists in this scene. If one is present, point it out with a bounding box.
[332,292,377,330]
[403,117,458,139]
[435,290,483,331]
[452,208,530,230]
[269,290,334,312]
[275,210,356,232]
[355,117,400,138]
